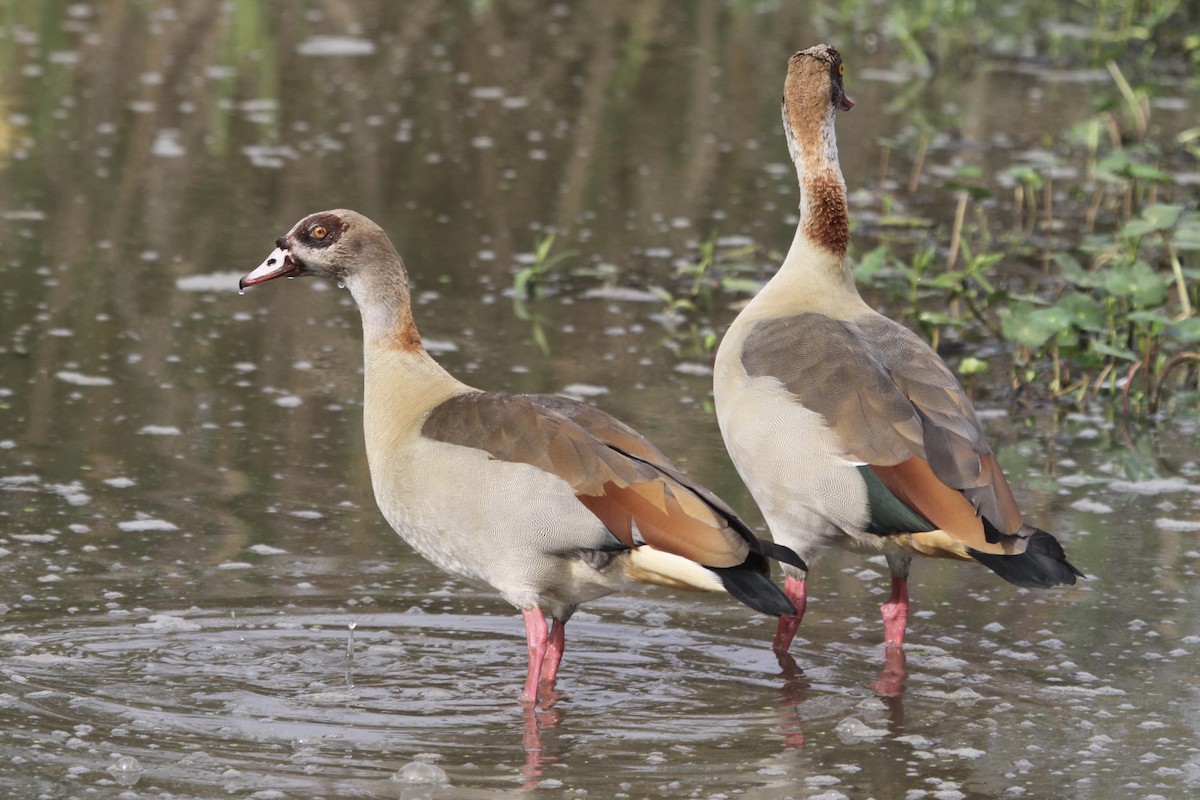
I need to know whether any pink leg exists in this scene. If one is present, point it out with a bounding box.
[881,576,909,646]
[539,620,566,688]
[521,608,549,705]
[772,576,808,654]
[521,704,544,788]
[871,642,908,698]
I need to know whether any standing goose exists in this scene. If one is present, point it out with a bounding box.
[713,45,1082,654]
[240,209,804,704]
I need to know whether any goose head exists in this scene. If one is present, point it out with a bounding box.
[781,44,854,165]
[240,209,421,349]
[240,209,402,290]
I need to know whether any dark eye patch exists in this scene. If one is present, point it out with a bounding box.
[828,52,844,83]
[302,214,345,248]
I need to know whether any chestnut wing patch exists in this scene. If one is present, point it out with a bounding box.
[743,313,1026,540]
[421,392,751,568]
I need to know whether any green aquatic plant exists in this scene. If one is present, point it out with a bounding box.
[652,231,762,317]
[997,203,1199,411]
[513,233,576,300]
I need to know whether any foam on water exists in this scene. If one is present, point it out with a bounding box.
[295,36,376,57]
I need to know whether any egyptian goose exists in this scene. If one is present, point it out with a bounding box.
[240,209,804,704]
[712,45,1082,654]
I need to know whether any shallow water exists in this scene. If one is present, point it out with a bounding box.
[2,3,1199,799]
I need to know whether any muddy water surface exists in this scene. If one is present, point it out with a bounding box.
[2,3,1199,798]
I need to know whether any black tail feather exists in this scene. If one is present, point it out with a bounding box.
[759,539,808,572]
[969,530,1085,589]
[711,567,796,617]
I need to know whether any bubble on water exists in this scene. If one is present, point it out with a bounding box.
[1155,518,1200,531]
[138,425,182,436]
[806,790,849,800]
[136,614,201,632]
[392,759,448,785]
[107,755,142,787]
[560,383,608,399]
[1110,478,1193,495]
[117,517,178,532]
[834,717,887,743]
[55,370,113,387]
[936,746,987,760]
[296,36,376,57]
[151,129,185,158]
[421,338,459,355]
[896,734,934,748]
[12,534,57,543]
[582,286,663,303]
[674,362,713,377]
[920,686,985,705]
[1071,498,1113,514]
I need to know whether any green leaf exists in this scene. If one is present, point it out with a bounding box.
[1175,213,1200,252]
[1122,205,1185,239]
[852,245,892,281]
[925,271,965,289]
[514,268,534,299]
[1053,252,1102,288]
[877,215,935,229]
[957,356,989,376]
[1127,162,1172,183]
[1058,292,1107,333]
[1167,317,1200,343]
[946,182,992,201]
[1095,152,1171,184]
[1091,341,1138,361]
[918,311,963,328]
[1121,218,1157,238]
[1002,164,1044,188]
[1000,303,1072,350]
[530,320,550,356]
[1101,260,1169,307]
[719,277,764,295]
[1141,204,1186,231]
[1127,309,1173,327]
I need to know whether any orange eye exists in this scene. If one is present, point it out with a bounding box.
[838,63,845,76]
[311,225,328,240]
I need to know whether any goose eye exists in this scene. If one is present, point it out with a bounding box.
[310,225,328,240]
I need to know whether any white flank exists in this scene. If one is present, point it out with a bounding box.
[627,546,724,593]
